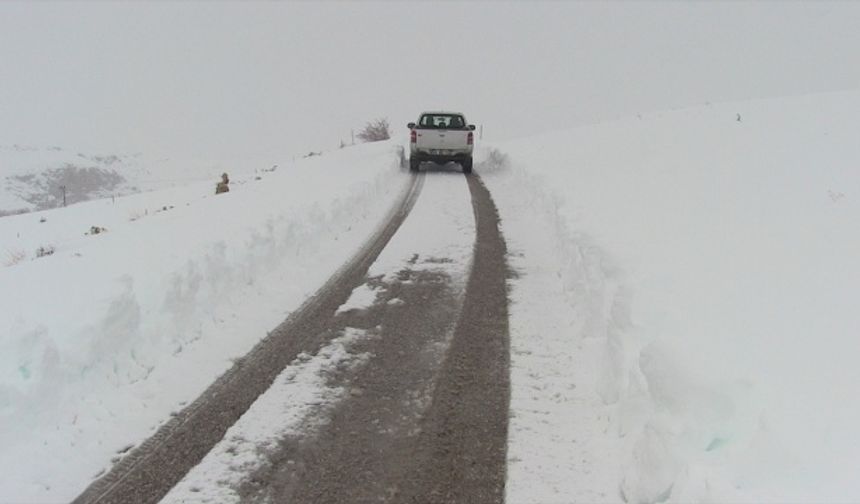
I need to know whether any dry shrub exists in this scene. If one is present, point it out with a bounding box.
[356,118,391,143]
[36,245,55,258]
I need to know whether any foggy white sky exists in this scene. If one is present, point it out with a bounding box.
[2,1,860,159]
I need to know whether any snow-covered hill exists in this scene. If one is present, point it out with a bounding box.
[2,90,859,503]
[0,144,273,216]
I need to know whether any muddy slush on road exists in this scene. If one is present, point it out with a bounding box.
[74,169,511,504]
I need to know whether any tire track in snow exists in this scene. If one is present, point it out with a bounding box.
[393,174,511,503]
[237,172,511,503]
[72,171,425,504]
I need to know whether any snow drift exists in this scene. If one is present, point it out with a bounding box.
[482,90,860,503]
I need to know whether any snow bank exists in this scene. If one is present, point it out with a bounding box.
[482,91,860,503]
[0,141,406,502]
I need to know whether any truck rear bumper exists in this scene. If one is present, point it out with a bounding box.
[411,149,472,163]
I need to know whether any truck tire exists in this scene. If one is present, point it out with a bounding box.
[410,157,420,172]
[462,157,473,175]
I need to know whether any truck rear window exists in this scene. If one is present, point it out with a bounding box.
[418,114,466,129]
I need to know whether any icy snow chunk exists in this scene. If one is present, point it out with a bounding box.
[336,283,382,314]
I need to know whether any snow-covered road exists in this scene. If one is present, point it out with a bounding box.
[74,165,511,503]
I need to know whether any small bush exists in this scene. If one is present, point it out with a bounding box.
[356,118,391,143]
[35,245,55,258]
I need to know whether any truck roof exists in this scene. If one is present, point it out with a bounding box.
[420,111,465,116]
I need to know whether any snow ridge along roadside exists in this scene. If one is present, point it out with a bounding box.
[1,142,407,501]
[73,172,425,504]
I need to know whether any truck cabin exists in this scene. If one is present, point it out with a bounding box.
[416,113,469,130]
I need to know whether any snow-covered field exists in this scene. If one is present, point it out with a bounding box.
[482,90,860,503]
[0,142,407,501]
[2,90,859,503]
[0,144,276,216]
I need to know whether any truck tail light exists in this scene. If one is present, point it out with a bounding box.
[410,130,417,143]
[467,131,474,145]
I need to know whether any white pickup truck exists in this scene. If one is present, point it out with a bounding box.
[407,111,476,174]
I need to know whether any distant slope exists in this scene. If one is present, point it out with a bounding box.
[0,145,272,216]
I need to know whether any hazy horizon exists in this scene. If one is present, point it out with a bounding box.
[2,1,860,159]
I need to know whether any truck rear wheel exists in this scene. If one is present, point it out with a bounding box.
[410,157,420,172]
[462,157,473,175]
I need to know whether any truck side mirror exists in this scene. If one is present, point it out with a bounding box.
[468,124,476,131]
[407,122,416,129]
